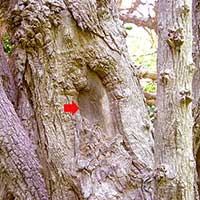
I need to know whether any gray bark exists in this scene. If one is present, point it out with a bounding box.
[155,0,195,199]
[192,0,200,196]
[192,0,200,108]
[0,0,154,199]
[0,39,48,199]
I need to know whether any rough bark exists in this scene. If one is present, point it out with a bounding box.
[0,78,48,200]
[192,0,200,195]
[0,0,154,199]
[155,0,195,199]
[192,0,200,108]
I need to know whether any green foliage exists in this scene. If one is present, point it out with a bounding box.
[3,33,12,55]
[145,82,156,93]
[148,105,156,123]
[125,25,157,71]
[125,25,133,30]
[124,24,158,123]
[135,52,157,70]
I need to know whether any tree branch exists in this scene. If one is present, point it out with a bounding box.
[120,14,157,33]
[128,0,145,13]
[136,66,157,81]
[118,0,158,34]
[144,91,156,106]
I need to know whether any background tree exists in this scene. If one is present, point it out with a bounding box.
[192,0,200,195]
[120,0,200,197]
[155,0,195,199]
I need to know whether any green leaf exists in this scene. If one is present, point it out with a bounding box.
[3,33,13,55]
[125,26,133,30]
[145,82,156,93]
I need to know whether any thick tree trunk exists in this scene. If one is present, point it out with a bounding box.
[155,0,195,199]
[0,0,154,199]
[0,78,48,200]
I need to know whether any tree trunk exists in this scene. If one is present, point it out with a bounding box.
[192,0,200,196]
[155,0,195,199]
[0,0,154,199]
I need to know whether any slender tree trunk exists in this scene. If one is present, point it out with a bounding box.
[0,0,154,199]
[192,0,200,196]
[155,0,195,199]
[192,0,200,108]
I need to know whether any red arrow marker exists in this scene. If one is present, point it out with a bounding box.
[64,101,79,115]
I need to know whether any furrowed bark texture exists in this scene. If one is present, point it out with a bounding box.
[0,25,48,199]
[192,0,200,195]
[192,0,200,108]
[0,79,48,200]
[155,0,195,199]
[0,0,154,199]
